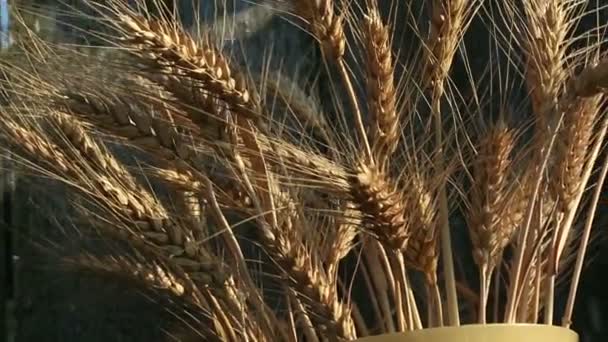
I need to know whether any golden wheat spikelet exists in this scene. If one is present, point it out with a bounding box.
[551,96,602,213]
[425,0,476,87]
[468,124,517,269]
[293,0,345,60]
[402,173,438,283]
[351,164,409,250]
[522,0,570,129]
[364,7,398,166]
[115,13,261,120]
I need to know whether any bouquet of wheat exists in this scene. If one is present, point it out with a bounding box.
[1,0,607,341]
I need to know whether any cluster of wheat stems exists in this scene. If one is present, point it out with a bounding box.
[1,0,607,340]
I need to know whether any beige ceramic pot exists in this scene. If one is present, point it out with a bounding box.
[354,324,578,342]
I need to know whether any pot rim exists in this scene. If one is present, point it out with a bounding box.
[354,323,578,341]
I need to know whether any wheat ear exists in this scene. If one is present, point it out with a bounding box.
[364,7,398,166]
[293,0,345,60]
[561,139,608,327]
[348,161,422,329]
[467,125,520,323]
[424,0,477,87]
[551,96,602,214]
[522,0,571,140]
[60,91,231,208]
[351,164,410,250]
[323,201,360,276]
[400,173,441,325]
[402,173,439,281]
[544,62,607,323]
[245,168,357,340]
[114,13,261,120]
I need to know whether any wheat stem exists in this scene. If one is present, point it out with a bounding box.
[388,252,408,331]
[363,240,396,332]
[288,288,320,342]
[479,264,489,323]
[532,259,542,323]
[431,282,444,327]
[359,249,388,331]
[431,92,459,326]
